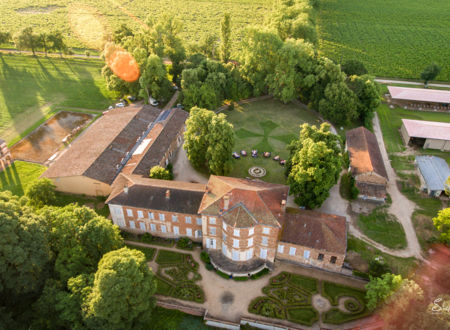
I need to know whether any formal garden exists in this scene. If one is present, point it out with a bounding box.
[248,272,370,326]
[154,249,205,303]
[226,99,323,184]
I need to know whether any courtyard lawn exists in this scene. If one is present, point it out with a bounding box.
[318,0,450,80]
[0,160,45,196]
[226,99,323,184]
[357,206,407,250]
[0,54,115,143]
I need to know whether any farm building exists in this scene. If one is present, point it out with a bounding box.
[0,139,11,169]
[400,119,450,151]
[415,156,450,197]
[346,127,388,202]
[42,105,187,196]
[388,86,450,110]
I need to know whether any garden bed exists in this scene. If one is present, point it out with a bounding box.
[125,244,156,261]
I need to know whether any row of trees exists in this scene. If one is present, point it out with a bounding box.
[1,27,66,56]
[0,181,157,329]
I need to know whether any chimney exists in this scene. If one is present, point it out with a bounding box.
[165,189,170,199]
[223,194,230,210]
[124,184,129,194]
[281,199,286,212]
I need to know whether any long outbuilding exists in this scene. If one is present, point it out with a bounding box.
[388,86,450,110]
[400,119,450,151]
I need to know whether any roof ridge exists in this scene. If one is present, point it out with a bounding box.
[361,127,375,173]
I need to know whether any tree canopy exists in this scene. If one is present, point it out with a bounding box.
[219,13,231,63]
[365,273,404,311]
[287,123,342,208]
[26,178,56,208]
[432,207,450,244]
[149,165,172,180]
[421,63,441,86]
[341,59,368,76]
[184,107,235,175]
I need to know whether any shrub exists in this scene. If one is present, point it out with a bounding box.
[141,233,153,244]
[340,173,359,200]
[26,178,56,207]
[200,251,210,264]
[344,299,362,313]
[176,237,193,250]
[250,268,269,280]
[216,270,231,279]
[149,165,172,180]
[352,270,370,280]
[233,276,249,281]
[85,50,90,57]
[341,59,368,76]
[369,258,391,278]
[205,263,214,271]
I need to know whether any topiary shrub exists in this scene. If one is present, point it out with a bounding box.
[250,268,269,280]
[141,233,153,244]
[344,299,362,313]
[205,262,214,271]
[200,251,210,264]
[176,237,193,250]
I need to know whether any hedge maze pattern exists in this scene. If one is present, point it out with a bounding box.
[155,250,205,303]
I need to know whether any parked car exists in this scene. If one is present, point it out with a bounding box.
[108,105,114,110]
[176,103,184,109]
[115,102,125,108]
[149,97,159,106]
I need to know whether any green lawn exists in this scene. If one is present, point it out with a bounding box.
[357,207,407,249]
[318,0,450,80]
[226,99,323,184]
[0,0,271,53]
[0,54,115,143]
[125,244,157,261]
[0,160,45,196]
[377,104,450,154]
[346,235,418,277]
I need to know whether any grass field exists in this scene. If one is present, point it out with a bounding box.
[0,160,45,196]
[0,0,272,52]
[0,53,115,143]
[226,99,323,184]
[318,0,450,81]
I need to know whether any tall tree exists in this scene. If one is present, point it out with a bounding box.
[84,248,157,329]
[14,27,41,55]
[113,24,134,45]
[421,63,441,87]
[184,107,234,174]
[138,54,172,102]
[26,178,56,208]
[346,75,380,128]
[0,192,50,298]
[341,59,368,76]
[219,13,231,63]
[318,81,358,125]
[432,207,450,244]
[188,33,218,58]
[39,33,49,55]
[0,31,11,45]
[365,273,403,311]
[47,31,66,56]
[287,123,342,208]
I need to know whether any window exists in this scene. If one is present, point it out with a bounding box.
[318,253,324,261]
[209,227,216,235]
[148,212,154,220]
[195,230,202,238]
[196,217,202,225]
[278,245,284,253]
[209,217,216,224]
[249,227,254,235]
[173,226,179,235]
[185,217,192,224]
[330,256,337,264]
[129,220,135,229]
[222,232,227,242]
[150,223,156,231]
[161,225,167,233]
[233,239,239,248]
[207,239,216,249]
[289,247,296,256]
[232,250,239,261]
[246,248,253,260]
[172,215,178,222]
[303,250,310,259]
[137,211,143,218]
[159,213,165,221]
[248,237,253,247]
[263,227,270,235]
[234,229,240,237]
[260,248,268,259]
[139,222,146,230]
[262,237,268,246]
[126,209,133,217]
[223,222,227,230]
[186,228,192,237]
[222,243,227,255]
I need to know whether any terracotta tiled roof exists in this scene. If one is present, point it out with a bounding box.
[199,176,289,227]
[346,127,388,180]
[43,105,160,184]
[221,204,258,228]
[106,173,206,214]
[281,211,347,255]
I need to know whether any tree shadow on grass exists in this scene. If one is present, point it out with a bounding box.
[0,162,24,196]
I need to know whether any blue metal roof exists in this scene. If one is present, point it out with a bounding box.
[416,156,450,191]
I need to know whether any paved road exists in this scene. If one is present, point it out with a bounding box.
[375,78,450,88]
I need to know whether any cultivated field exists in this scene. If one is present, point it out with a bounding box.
[318,0,450,81]
[0,0,273,51]
[0,54,115,143]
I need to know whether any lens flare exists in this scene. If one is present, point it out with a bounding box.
[105,44,140,83]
